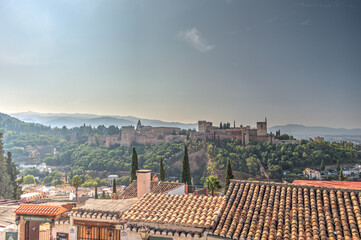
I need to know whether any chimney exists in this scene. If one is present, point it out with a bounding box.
[185,184,188,194]
[137,170,151,198]
[205,186,208,196]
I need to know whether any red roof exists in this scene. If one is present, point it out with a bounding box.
[293,180,361,190]
[14,205,68,216]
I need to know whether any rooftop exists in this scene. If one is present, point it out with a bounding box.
[212,180,361,239]
[69,199,137,221]
[121,193,224,228]
[293,180,361,190]
[14,204,68,216]
[119,181,184,199]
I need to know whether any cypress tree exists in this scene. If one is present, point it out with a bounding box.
[95,185,98,199]
[159,157,166,181]
[131,147,139,181]
[112,179,116,193]
[320,159,325,171]
[339,169,344,181]
[224,159,234,194]
[336,160,340,172]
[0,133,14,199]
[181,145,191,185]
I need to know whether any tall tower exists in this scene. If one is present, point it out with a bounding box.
[136,120,142,131]
[257,118,267,136]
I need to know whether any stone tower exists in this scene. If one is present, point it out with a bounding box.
[136,120,142,131]
[256,118,267,136]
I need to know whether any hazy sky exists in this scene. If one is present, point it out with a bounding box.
[0,0,360,128]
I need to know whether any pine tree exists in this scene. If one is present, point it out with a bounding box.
[131,147,139,182]
[181,145,191,185]
[112,179,116,193]
[95,185,98,199]
[224,159,234,194]
[339,169,344,181]
[320,159,325,171]
[159,157,166,181]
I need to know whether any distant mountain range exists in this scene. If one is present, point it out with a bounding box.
[6,112,361,142]
[10,111,198,129]
[269,124,361,141]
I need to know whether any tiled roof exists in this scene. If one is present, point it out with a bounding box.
[69,199,137,221]
[213,180,361,239]
[121,193,225,228]
[119,181,184,199]
[14,204,68,216]
[293,180,361,190]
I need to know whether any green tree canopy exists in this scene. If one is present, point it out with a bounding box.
[181,145,191,185]
[23,175,36,185]
[224,158,234,194]
[72,175,82,201]
[205,176,221,196]
[159,157,166,181]
[131,147,139,181]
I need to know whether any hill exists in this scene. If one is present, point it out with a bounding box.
[269,124,361,142]
[11,111,197,129]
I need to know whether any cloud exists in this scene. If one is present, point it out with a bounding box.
[178,28,215,53]
[301,20,311,26]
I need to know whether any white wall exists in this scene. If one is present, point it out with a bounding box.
[167,185,185,195]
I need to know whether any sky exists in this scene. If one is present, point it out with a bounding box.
[0,0,360,128]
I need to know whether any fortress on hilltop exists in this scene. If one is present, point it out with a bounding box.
[88,120,185,147]
[192,118,274,145]
[88,118,275,147]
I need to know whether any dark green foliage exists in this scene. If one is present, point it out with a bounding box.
[205,176,221,196]
[159,157,166,181]
[95,185,98,199]
[320,159,325,171]
[339,169,344,181]
[181,145,191,184]
[0,133,21,199]
[131,147,139,181]
[112,179,116,193]
[337,160,341,171]
[224,159,234,194]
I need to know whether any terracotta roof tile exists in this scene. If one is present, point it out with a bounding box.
[121,193,224,228]
[14,204,68,216]
[119,181,184,199]
[213,180,361,239]
[293,180,361,190]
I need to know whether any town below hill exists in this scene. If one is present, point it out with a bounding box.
[0,112,360,192]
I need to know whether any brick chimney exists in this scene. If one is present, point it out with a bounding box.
[137,170,151,198]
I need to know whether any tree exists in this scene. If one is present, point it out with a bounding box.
[23,175,36,185]
[112,179,116,194]
[205,176,221,196]
[6,151,22,199]
[131,147,139,182]
[339,169,344,181]
[95,185,98,199]
[224,159,234,194]
[181,145,191,185]
[72,175,82,202]
[337,160,341,172]
[0,133,15,199]
[320,159,325,171]
[159,157,166,181]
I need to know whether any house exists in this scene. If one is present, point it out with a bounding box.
[211,180,361,239]
[107,175,118,186]
[119,170,185,199]
[303,168,321,180]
